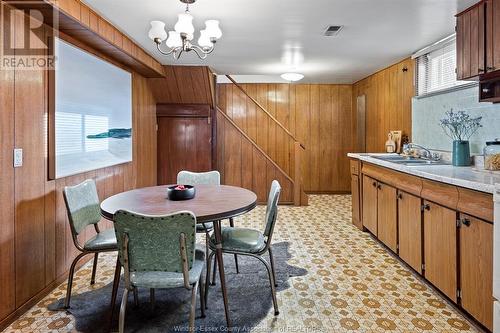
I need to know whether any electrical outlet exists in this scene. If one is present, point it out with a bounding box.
[13,148,23,168]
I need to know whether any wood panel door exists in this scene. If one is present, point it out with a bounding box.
[351,175,362,230]
[377,183,397,252]
[362,175,378,235]
[423,201,457,301]
[459,214,493,331]
[157,116,212,185]
[457,3,486,79]
[486,0,500,72]
[398,191,422,273]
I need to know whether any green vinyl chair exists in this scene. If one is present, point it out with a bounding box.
[205,180,281,315]
[177,170,239,278]
[62,179,117,309]
[113,210,206,333]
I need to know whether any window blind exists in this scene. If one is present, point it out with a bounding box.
[415,36,469,97]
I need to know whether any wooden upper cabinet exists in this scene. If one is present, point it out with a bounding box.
[457,2,486,80]
[459,214,493,331]
[397,191,423,273]
[362,175,378,235]
[377,183,397,252]
[486,0,500,72]
[423,201,458,302]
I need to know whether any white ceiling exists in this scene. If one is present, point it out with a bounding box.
[83,0,477,84]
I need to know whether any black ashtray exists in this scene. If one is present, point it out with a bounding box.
[167,185,196,201]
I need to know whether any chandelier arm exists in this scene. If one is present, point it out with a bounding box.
[190,46,208,60]
[156,42,176,56]
[191,44,215,56]
[173,49,185,60]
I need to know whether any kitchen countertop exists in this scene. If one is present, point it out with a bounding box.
[348,153,500,194]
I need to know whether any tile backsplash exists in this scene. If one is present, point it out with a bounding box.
[412,85,500,155]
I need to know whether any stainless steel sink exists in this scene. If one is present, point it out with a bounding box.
[369,155,449,166]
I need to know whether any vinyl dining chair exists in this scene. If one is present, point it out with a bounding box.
[205,180,281,315]
[113,210,206,333]
[177,170,239,279]
[62,179,118,309]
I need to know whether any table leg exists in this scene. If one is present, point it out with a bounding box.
[107,257,121,332]
[213,220,231,327]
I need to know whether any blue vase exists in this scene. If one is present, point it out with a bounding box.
[452,140,471,166]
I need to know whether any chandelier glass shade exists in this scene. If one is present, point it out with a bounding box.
[148,0,222,60]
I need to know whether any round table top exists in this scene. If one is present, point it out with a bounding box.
[100,184,258,223]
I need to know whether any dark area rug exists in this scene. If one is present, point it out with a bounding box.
[48,242,306,332]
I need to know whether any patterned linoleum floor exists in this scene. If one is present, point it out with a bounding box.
[4,195,482,333]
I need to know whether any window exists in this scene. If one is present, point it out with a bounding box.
[414,35,470,97]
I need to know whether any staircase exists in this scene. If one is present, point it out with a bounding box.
[216,75,308,206]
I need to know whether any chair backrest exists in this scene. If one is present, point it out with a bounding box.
[264,180,281,238]
[63,179,101,236]
[177,170,220,186]
[113,210,197,273]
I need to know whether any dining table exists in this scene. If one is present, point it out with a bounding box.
[100,184,258,328]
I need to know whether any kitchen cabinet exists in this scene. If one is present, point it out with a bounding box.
[457,2,486,79]
[457,0,500,80]
[362,175,378,235]
[459,213,493,331]
[486,0,500,74]
[351,175,362,230]
[397,191,422,273]
[377,183,397,252]
[423,201,458,302]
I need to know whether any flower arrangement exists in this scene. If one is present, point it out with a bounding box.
[439,109,482,141]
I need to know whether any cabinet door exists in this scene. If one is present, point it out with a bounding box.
[486,0,500,72]
[423,201,457,301]
[362,175,378,235]
[377,183,397,252]
[457,3,486,79]
[351,175,362,230]
[459,214,493,331]
[398,191,422,273]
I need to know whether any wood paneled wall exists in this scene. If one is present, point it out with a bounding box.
[149,66,215,105]
[217,83,355,193]
[352,58,415,152]
[216,111,294,203]
[0,9,157,328]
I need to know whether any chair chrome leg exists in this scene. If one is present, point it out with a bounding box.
[118,289,129,333]
[90,252,99,285]
[64,252,86,309]
[268,247,278,287]
[150,288,155,311]
[133,287,139,307]
[229,218,239,274]
[253,255,279,316]
[211,254,217,286]
[189,281,199,330]
[205,251,214,307]
[205,230,210,281]
[199,277,206,318]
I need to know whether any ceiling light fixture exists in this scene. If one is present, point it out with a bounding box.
[148,0,222,60]
[281,72,304,82]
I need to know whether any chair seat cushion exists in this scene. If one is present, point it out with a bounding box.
[130,250,205,289]
[196,222,213,232]
[209,227,266,253]
[84,228,117,251]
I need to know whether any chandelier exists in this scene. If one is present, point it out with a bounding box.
[148,0,222,60]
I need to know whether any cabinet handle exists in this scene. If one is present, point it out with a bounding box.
[397,193,403,200]
[423,204,430,211]
[462,218,471,227]
[487,66,496,71]
[372,182,377,187]
[377,184,382,190]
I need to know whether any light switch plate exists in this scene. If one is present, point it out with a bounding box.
[13,148,23,168]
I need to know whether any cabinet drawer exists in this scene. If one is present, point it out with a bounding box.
[457,187,493,222]
[421,179,459,210]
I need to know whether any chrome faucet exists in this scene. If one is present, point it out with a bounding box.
[403,143,440,161]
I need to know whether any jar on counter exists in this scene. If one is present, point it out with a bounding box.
[484,139,500,171]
